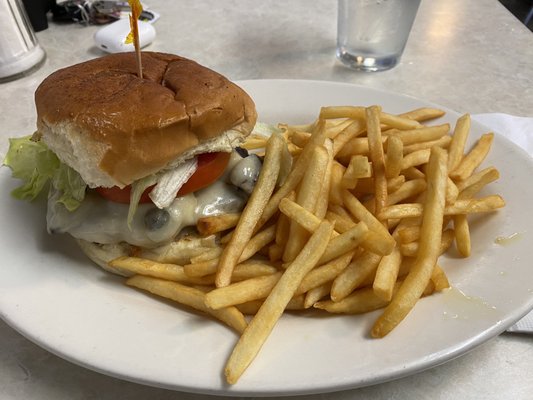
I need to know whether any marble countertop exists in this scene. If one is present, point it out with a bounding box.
[1,0,532,399]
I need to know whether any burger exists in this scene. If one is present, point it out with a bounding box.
[4,52,260,275]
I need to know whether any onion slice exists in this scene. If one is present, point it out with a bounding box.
[149,158,198,209]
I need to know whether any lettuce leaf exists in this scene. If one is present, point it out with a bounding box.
[52,162,87,211]
[4,135,60,200]
[3,135,86,211]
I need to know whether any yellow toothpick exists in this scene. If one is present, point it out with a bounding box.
[125,0,143,78]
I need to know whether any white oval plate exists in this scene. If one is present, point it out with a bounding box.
[1,80,532,397]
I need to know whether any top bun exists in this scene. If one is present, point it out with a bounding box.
[35,52,257,188]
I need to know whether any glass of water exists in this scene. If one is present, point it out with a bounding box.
[337,0,421,72]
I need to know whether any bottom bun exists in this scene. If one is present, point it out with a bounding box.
[76,234,219,277]
[76,239,133,276]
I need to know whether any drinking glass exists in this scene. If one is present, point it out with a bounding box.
[337,0,421,72]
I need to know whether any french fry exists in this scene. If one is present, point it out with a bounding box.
[186,225,277,278]
[378,195,505,219]
[403,135,451,154]
[279,198,322,233]
[275,192,295,247]
[224,221,333,384]
[235,295,305,315]
[315,139,334,219]
[378,203,424,220]
[326,119,356,139]
[329,161,346,205]
[447,114,471,171]
[318,222,369,264]
[450,132,494,180]
[386,123,450,145]
[336,136,385,159]
[197,213,241,236]
[366,106,388,217]
[352,175,404,195]
[116,104,505,383]
[216,133,284,287]
[304,282,332,308]
[342,190,395,255]
[446,177,459,205]
[220,229,233,244]
[325,210,356,233]
[239,224,276,262]
[342,155,372,189]
[296,252,354,295]
[289,130,311,148]
[268,243,284,262]
[379,111,422,130]
[241,137,269,150]
[453,214,471,257]
[316,284,398,314]
[139,236,218,264]
[398,107,446,122]
[397,225,421,243]
[431,265,450,291]
[280,121,315,135]
[274,212,290,246]
[315,279,435,314]
[185,259,277,281]
[331,251,382,302]
[283,145,329,262]
[387,175,407,193]
[286,142,302,157]
[400,228,455,257]
[109,257,214,285]
[386,179,427,206]
[190,247,222,264]
[401,149,430,170]
[385,135,403,178]
[285,295,306,310]
[235,300,264,315]
[255,120,327,232]
[373,243,402,301]
[319,105,366,120]
[237,295,307,315]
[126,275,247,334]
[444,195,505,214]
[456,167,500,199]
[232,262,279,281]
[402,166,425,180]
[328,204,354,221]
[184,258,218,277]
[333,120,366,156]
[205,272,282,310]
[372,146,448,338]
[278,138,294,187]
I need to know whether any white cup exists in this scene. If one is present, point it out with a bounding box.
[337,0,421,72]
[0,0,46,82]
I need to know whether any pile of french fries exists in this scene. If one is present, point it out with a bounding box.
[109,104,504,384]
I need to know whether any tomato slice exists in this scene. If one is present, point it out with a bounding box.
[95,152,231,204]
[94,185,152,204]
[177,152,231,196]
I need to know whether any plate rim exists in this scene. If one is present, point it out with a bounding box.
[1,78,533,397]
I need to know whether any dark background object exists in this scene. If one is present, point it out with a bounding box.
[498,0,533,31]
[21,0,55,32]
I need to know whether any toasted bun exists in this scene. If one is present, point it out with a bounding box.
[76,239,133,276]
[35,52,257,188]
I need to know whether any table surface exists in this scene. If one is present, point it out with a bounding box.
[1,0,532,399]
